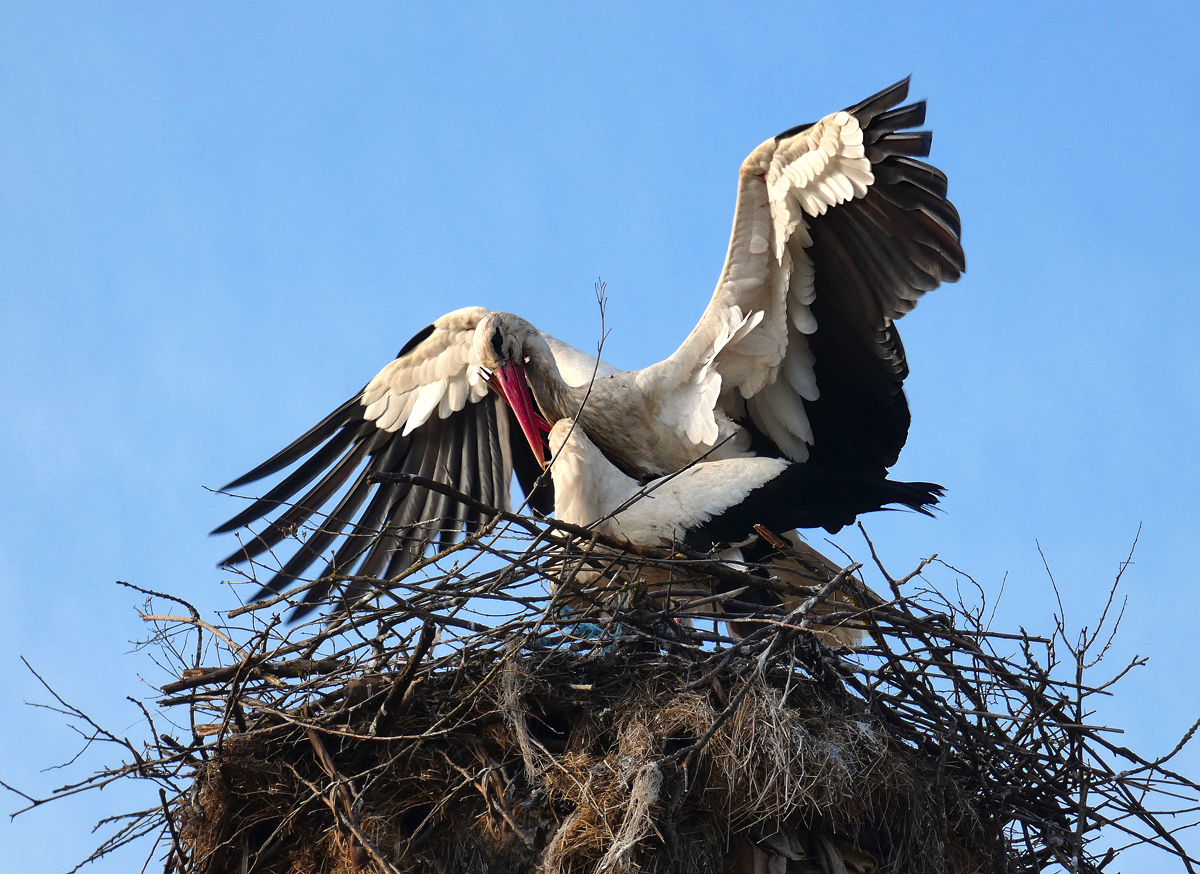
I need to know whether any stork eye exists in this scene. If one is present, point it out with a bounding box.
[491,327,504,359]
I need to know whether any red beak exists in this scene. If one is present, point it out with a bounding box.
[489,360,551,468]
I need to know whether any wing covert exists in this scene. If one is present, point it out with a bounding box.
[361,306,490,435]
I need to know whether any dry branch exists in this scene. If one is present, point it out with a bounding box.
[7,511,1199,874]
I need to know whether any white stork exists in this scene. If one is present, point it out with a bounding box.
[214,78,962,616]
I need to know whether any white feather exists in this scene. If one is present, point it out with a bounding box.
[403,379,447,435]
[782,331,819,402]
[445,375,469,413]
[548,419,790,546]
[373,393,404,433]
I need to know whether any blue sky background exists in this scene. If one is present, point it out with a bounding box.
[2,3,1197,870]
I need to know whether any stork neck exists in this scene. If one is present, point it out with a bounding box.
[524,340,591,423]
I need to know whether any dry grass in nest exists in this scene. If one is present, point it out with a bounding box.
[178,655,995,874]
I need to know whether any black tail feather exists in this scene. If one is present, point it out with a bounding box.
[686,464,943,549]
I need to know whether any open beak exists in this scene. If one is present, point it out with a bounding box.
[488,360,551,468]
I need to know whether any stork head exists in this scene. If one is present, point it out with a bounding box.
[474,312,552,467]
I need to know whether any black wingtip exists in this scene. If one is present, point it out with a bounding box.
[897,481,945,517]
[217,392,368,492]
[867,130,933,161]
[219,474,252,492]
[871,101,927,135]
[845,77,912,123]
[216,543,255,569]
[210,519,240,536]
[775,78,918,145]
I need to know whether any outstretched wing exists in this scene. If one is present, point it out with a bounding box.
[654,78,964,477]
[213,306,553,618]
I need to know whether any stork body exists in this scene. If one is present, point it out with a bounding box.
[546,419,915,647]
[214,78,963,616]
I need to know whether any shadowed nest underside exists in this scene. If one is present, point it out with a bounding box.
[182,652,997,874]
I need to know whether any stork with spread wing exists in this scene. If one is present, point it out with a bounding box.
[215,78,962,617]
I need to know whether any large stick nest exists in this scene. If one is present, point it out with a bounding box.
[11,510,1199,873]
[179,648,994,874]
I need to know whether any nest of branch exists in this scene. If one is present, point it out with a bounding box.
[16,511,1199,873]
[179,649,995,874]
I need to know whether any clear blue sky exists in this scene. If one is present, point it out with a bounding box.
[2,3,1197,870]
